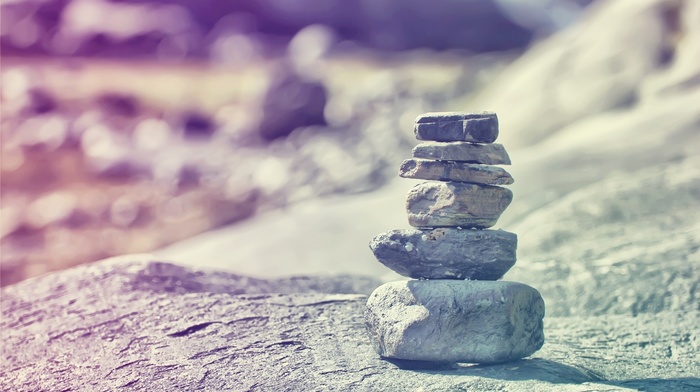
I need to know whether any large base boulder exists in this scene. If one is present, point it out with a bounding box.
[364,280,545,363]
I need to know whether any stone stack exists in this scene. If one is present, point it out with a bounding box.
[364,112,545,364]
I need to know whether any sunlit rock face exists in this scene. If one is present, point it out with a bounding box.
[506,157,700,317]
[475,0,697,150]
[477,0,700,317]
[399,159,514,185]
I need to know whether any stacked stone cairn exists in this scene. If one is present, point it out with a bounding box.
[364,112,545,364]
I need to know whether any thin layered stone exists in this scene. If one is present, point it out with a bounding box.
[399,159,513,185]
[412,142,511,165]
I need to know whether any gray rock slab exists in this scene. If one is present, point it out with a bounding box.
[369,228,517,280]
[2,256,699,391]
[399,158,514,185]
[413,142,512,164]
[406,181,513,228]
[365,280,544,363]
[414,112,498,143]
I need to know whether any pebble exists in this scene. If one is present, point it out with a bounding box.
[414,112,498,143]
[399,158,513,185]
[364,280,545,363]
[406,181,512,228]
[412,142,511,165]
[369,228,517,280]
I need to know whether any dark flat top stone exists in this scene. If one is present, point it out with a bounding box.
[416,111,496,124]
[1,256,698,391]
[414,112,499,143]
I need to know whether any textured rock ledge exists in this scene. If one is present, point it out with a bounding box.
[1,256,699,391]
[406,181,513,228]
[369,228,517,280]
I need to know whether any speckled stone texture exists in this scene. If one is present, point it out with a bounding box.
[414,112,499,143]
[364,280,545,363]
[399,159,514,185]
[369,228,517,280]
[406,181,513,228]
[413,142,511,165]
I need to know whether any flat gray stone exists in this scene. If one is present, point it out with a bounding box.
[414,112,498,143]
[399,158,514,185]
[369,228,517,280]
[406,181,513,228]
[413,142,511,165]
[364,280,545,363]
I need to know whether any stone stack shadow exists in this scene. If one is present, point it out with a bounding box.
[364,112,545,364]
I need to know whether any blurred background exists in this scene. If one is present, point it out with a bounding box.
[1,0,698,315]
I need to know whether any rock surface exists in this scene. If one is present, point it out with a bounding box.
[369,228,517,280]
[406,181,513,228]
[399,159,514,185]
[364,280,545,363]
[2,257,699,391]
[414,112,499,143]
[505,157,700,317]
[475,0,691,149]
[413,142,512,165]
